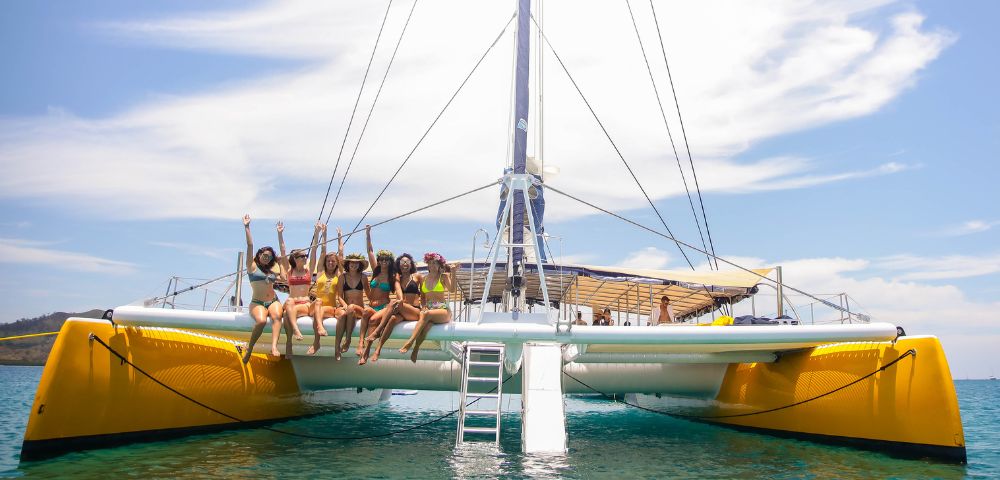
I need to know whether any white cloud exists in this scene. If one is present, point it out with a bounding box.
[0,238,137,274]
[874,253,1000,281]
[617,246,671,269]
[149,241,239,261]
[935,220,1000,237]
[0,1,953,224]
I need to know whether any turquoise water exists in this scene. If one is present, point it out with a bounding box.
[1,365,997,478]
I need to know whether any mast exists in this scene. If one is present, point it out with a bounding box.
[510,0,531,267]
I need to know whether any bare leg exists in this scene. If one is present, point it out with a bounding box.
[334,310,350,361]
[341,306,361,354]
[268,302,284,358]
[244,305,269,364]
[372,314,401,362]
[307,300,324,355]
[398,310,426,354]
[411,309,451,363]
[357,307,375,356]
[285,299,305,341]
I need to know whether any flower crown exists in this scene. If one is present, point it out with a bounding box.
[377,249,395,260]
[424,252,446,265]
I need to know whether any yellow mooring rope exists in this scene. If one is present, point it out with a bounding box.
[0,331,59,342]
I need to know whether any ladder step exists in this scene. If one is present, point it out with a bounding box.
[467,376,499,382]
[462,427,498,434]
[465,409,498,416]
[468,361,502,366]
[468,346,504,352]
[466,393,499,399]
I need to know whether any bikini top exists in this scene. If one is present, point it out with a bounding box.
[402,276,420,295]
[344,275,364,292]
[288,271,311,287]
[370,278,392,292]
[421,276,445,294]
[248,268,276,284]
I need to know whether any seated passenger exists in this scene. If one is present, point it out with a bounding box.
[357,225,402,365]
[399,253,458,362]
[241,214,286,362]
[602,307,614,326]
[650,295,676,325]
[279,222,321,357]
[335,253,370,361]
[307,224,347,355]
[573,311,587,325]
[368,253,423,362]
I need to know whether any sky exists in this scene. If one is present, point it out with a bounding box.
[0,0,997,378]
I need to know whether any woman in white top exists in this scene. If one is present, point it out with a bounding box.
[650,295,676,325]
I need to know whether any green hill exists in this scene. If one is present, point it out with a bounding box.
[0,310,104,365]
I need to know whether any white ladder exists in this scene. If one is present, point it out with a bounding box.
[456,342,505,446]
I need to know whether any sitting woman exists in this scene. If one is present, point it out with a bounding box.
[279,221,321,357]
[367,253,423,362]
[357,225,403,365]
[334,253,370,361]
[307,224,346,355]
[399,253,458,362]
[242,214,287,362]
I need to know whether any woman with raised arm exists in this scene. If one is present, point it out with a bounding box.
[358,225,403,365]
[334,253,370,361]
[242,214,286,363]
[368,253,423,362]
[306,225,346,355]
[399,253,458,362]
[278,221,321,357]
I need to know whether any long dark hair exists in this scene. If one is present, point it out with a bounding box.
[254,246,277,274]
[372,254,398,285]
[289,249,307,270]
[395,253,416,275]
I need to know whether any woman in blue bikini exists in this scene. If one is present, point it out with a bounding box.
[368,253,422,362]
[242,214,287,363]
[358,225,403,365]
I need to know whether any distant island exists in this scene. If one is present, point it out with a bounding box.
[0,310,103,365]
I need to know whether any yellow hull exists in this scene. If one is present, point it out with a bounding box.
[21,318,306,460]
[705,335,966,462]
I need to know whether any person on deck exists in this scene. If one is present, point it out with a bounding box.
[573,311,587,326]
[279,222,322,357]
[334,253,370,361]
[367,253,423,362]
[307,224,347,355]
[242,214,287,363]
[357,225,403,365]
[399,253,458,362]
[602,307,614,326]
[650,295,676,325]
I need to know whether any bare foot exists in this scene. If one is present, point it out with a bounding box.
[293,330,304,341]
[355,340,366,357]
[398,345,410,354]
[317,326,328,337]
[371,347,381,362]
[334,350,342,361]
[341,342,351,353]
[270,348,281,357]
[306,343,320,355]
[242,351,252,364]
[410,348,419,363]
[358,355,367,366]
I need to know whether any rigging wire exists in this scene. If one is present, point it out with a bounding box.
[544,183,868,318]
[529,13,695,270]
[346,12,518,239]
[317,0,395,222]
[625,0,712,269]
[648,0,719,270]
[326,0,420,225]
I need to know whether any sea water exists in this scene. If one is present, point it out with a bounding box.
[1,365,997,479]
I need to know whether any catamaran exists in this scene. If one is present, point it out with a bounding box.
[21,0,964,463]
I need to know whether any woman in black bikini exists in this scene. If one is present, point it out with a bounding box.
[368,253,422,362]
[242,214,287,363]
[335,253,370,361]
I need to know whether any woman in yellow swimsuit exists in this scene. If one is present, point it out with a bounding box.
[277,222,321,357]
[358,225,403,365]
[335,252,370,361]
[306,224,346,355]
[399,252,458,362]
[368,253,422,362]
[242,214,287,362]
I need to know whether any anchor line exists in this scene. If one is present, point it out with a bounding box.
[562,348,916,420]
[0,331,59,342]
[89,332,510,441]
